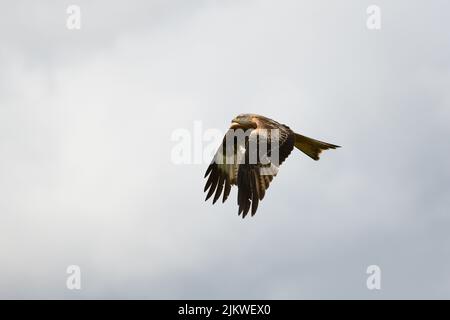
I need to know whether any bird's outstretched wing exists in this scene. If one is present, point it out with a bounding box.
[236,123,295,217]
[204,129,244,204]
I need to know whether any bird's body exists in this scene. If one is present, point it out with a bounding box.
[204,114,340,218]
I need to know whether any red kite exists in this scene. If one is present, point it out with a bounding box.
[204,114,340,218]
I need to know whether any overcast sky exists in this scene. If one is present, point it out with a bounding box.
[1,0,450,299]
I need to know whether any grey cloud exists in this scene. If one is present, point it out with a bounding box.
[0,0,449,299]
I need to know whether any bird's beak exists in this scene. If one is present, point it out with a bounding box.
[230,121,240,129]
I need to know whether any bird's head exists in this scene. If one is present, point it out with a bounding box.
[230,114,257,130]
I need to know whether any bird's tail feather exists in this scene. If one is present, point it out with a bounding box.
[294,133,340,161]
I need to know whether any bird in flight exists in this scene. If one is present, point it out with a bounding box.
[204,114,340,218]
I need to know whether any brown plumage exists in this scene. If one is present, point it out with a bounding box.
[204,114,340,218]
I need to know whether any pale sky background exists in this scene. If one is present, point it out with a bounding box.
[1,0,450,299]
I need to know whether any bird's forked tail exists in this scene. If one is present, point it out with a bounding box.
[294,133,340,161]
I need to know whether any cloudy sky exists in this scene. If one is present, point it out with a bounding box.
[1,0,449,299]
